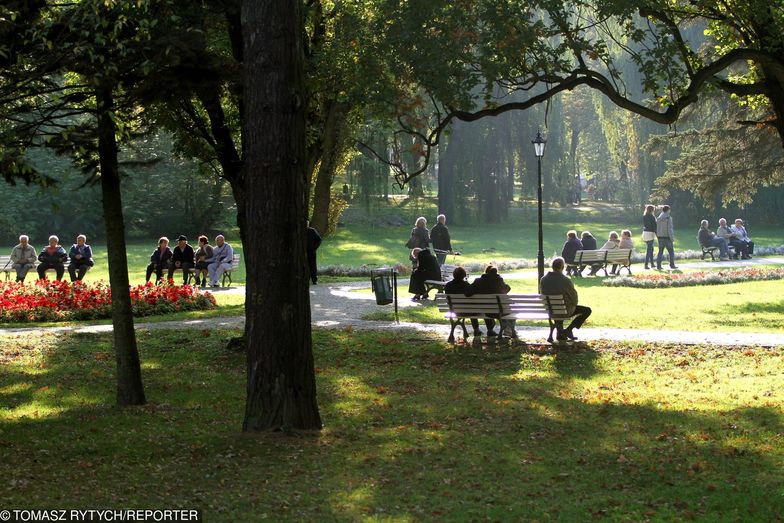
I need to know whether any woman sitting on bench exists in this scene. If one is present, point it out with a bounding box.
[408,248,440,301]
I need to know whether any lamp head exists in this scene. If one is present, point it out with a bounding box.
[532,130,546,158]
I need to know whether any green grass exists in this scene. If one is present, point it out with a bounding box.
[1,330,782,520]
[363,270,784,333]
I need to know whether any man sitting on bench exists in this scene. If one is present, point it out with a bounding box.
[465,265,514,338]
[540,257,592,341]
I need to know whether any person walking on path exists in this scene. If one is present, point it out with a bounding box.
[642,204,657,269]
[306,220,323,285]
[406,217,431,269]
[540,257,592,341]
[430,214,453,265]
[10,234,38,282]
[656,205,677,270]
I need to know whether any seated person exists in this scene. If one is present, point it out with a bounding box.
[193,235,213,288]
[206,235,234,287]
[698,220,729,260]
[609,229,634,275]
[67,234,94,282]
[10,234,38,283]
[168,235,194,285]
[716,218,742,259]
[731,219,754,259]
[408,247,440,301]
[465,265,515,338]
[37,235,68,280]
[145,237,173,283]
[444,266,490,337]
[560,230,583,276]
[540,257,592,341]
[578,231,600,276]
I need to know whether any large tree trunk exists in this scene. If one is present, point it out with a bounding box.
[242,0,321,431]
[96,83,146,407]
[310,101,348,235]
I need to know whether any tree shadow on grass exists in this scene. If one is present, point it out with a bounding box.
[1,330,782,521]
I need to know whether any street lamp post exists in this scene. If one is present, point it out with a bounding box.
[532,130,546,286]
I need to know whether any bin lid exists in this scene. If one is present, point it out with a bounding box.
[372,267,396,274]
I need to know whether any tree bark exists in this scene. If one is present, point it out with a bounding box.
[96,83,146,407]
[242,0,321,431]
[310,101,348,235]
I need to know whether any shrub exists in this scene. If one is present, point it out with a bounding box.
[603,267,784,288]
[0,280,216,323]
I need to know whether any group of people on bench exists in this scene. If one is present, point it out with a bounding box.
[697,218,754,261]
[437,259,592,342]
[146,234,233,288]
[560,229,633,276]
[9,234,93,283]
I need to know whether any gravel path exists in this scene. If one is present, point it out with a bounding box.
[2,257,783,346]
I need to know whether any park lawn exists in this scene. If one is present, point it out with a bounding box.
[362,276,784,333]
[321,221,783,269]
[0,330,782,520]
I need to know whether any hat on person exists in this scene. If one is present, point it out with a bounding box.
[177,235,187,241]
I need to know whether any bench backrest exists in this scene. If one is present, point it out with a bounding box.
[0,255,11,269]
[435,293,569,320]
[605,249,632,263]
[229,254,241,270]
[574,250,606,263]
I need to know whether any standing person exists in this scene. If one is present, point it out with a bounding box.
[642,204,657,269]
[306,220,322,285]
[655,205,677,270]
[37,235,68,280]
[193,235,213,288]
[406,217,430,268]
[67,234,94,282]
[731,219,754,259]
[9,235,38,283]
[430,214,452,265]
[698,220,729,261]
[408,247,440,301]
[206,234,234,288]
[168,235,195,284]
[465,265,515,338]
[560,230,583,276]
[540,257,592,341]
[145,237,173,283]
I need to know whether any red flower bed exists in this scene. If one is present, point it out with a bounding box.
[0,280,217,322]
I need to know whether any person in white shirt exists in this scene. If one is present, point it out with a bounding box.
[731,219,754,259]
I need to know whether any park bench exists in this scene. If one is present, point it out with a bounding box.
[187,254,241,287]
[434,293,572,343]
[567,249,633,276]
[700,244,735,261]
[0,256,56,280]
[422,263,457,298]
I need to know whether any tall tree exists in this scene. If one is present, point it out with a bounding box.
[242,0,322,431]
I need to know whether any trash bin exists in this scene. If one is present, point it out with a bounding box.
[371,268,395,305]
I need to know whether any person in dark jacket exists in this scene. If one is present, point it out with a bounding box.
[445,266,491,337]
[407,217,431,268]
[578,231,599,275]
[560,230,583,276]
[306,221,323,284]
[465,265,514,337]
[67,234,94,282]
[642,204,657,269]
[430,214,453,265]
[193,235,213,288]
[540,257,592,341]
[37,235,68,280]
[168,235,195,284]
[145,237,173,283]
[408,248,440,301]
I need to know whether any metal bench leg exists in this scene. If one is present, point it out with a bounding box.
[460,319,468,340]
[448,319,459,343]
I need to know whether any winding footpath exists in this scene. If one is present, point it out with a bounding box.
[2,257,784,346]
